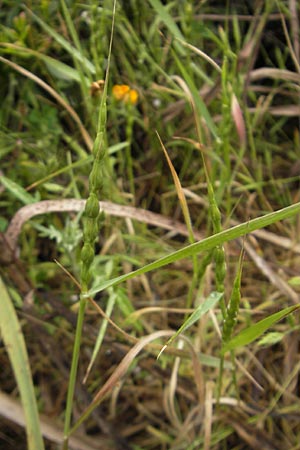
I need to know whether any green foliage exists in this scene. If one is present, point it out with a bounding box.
[1,0,300,448]
[222,305,300,354]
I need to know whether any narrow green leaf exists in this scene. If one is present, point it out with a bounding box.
[0,276,45,450]
[148,0,185,41]
[86,202,300,297]
[0,175,36,204]
[222,304,300,354]
[257,331,284,347]
[43,56,82,82]
[161,291,222,351]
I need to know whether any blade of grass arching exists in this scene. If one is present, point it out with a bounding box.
[222,304,300,355]
[0,276,45,450]
[172,50,219,140]
[83,289,116,384]
[23,6,95,75]
[177,39,222,74]
[87,202,300,297]
[158,291,222,358]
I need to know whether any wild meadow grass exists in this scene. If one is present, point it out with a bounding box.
[0,1,300,449]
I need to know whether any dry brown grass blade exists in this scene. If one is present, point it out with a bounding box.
[231,93,247,147]
[177,39,221,73]
[0,56,93,151]
[203,381,214,450]
[3,199,202,252]
[192,13,283,22]
[157,131,195,242]
[126,306,195,321]
[4,198,300,260]
[249,105,300,116]
[289,0,300,64]
[69,330,203,437]
[165,345,185,430]
[163,334,204,437]
[70,330,188,434]
[249,67,300,83]
[4,198,300,265]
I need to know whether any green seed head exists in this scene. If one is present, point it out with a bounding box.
[83,217,99,243]
[81,242,94,267]
[81,265,92,286]
[92,132,104,157]
[85,193,100,218]
[98,101,107,133]
[89,165,103,192]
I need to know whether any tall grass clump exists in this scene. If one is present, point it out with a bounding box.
[0,1,300,449]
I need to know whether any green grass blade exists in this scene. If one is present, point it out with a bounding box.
[0,175,36,204]
[148,0,185,41]
[222,249,244,342]
[60,0,84,56]
[86,202,300,297]
[159,291,222,355]
[0,276,45,450]
[222,304,300,354]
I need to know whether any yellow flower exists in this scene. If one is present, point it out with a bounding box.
[127,89,138,105]
[112,84,138,105]
[112,84,130,100]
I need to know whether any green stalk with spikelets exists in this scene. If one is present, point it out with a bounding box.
[63,2,117,448]
[218,247,244,401]
[206,180,227,319]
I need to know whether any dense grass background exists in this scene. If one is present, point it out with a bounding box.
[1,1,300,449]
